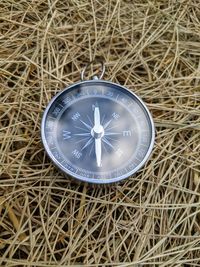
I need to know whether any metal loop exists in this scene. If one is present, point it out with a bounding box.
[81,60,105,81]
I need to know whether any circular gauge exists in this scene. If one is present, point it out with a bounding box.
[41,80,155,184]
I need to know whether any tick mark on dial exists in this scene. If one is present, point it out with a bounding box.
[58,103,64,108]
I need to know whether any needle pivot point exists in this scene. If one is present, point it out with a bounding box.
[91,126,104,139]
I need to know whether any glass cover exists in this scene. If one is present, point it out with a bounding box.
[42,80,154,183]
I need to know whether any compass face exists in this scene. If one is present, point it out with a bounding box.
[41,80,154,184]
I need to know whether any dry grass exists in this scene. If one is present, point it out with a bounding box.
[0,0,200,266]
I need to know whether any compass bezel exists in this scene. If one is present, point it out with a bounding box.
[41,79,155,184]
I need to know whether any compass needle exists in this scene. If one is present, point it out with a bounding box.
[94,106,100,127]
[95,139,102,167]
[92,106,104,167]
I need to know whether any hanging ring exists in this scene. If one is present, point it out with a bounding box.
[81,60,105,81]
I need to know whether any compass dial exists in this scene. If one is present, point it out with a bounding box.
[41,80,154,183]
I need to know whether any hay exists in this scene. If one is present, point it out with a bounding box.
[0,0,200,266]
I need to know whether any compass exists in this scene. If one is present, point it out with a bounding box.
[41,64,155,184]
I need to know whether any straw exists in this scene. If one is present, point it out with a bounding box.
[0,0,200,266]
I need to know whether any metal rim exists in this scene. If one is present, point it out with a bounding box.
[41,79,155,184]
[81,60,105,81]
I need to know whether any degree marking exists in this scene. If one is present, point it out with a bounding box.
[59,103,64,108]
[48,116,56,120]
